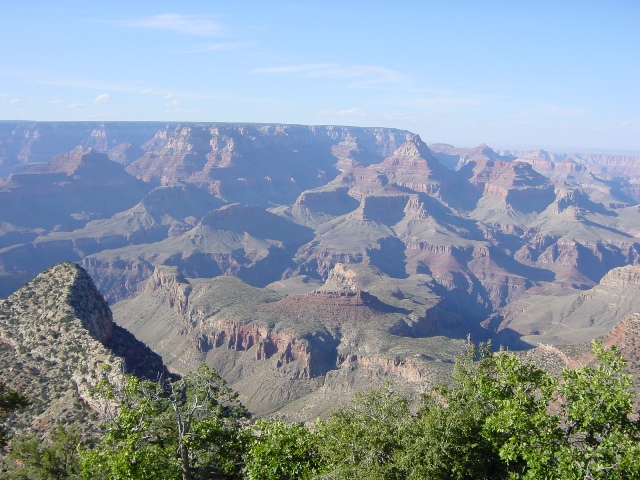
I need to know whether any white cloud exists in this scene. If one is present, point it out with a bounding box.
[165,98,182,108]
[254,63,411,87]
[516,103,587,119]
[401,93,498,109]
[336,107,367,117]
[67,103,83,109]
[118,14,224,37]
[93,93,111,105]
[29,73,254,103]
[319,107,417,122]
[619,119,639,127]
[181,41,254,53]
[381,112,419,121]
[536,103,587,117]
[163,96,199,115]
[33,77,149,94]
[0,94,22,103]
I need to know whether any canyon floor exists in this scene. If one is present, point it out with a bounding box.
[2,122,640,415]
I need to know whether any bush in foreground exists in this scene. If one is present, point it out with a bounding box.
[4,341,640,479]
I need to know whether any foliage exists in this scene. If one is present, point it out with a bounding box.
[167,364,249,480]
[314,384,411,479]
[79,375,176,480]
[550,342,640,478]
[243,419,321,480]
[4,341,640,479]
[0,382,29,448]
[79,364,249,480]
[307,340,640,479]
[3,425,84,479]
[396,343,507,479]
[401,340,640,479]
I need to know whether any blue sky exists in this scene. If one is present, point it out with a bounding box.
[2,1,639,151]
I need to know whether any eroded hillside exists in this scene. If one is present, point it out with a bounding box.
[1,122,640,415]
[0,262,166,436]
[113,264,463,416]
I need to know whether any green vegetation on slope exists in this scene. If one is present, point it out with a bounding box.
[0,382,29,449]
[3,340,640,479]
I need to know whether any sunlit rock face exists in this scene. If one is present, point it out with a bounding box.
[2,121,640,417]
[0,262,166,435]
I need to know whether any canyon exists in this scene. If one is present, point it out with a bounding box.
[1,121,640,415]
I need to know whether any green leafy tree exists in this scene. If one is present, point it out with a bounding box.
[5,341,637,480]
[243,419,321,480]
[79,375,175,480]
[402,340,640,479]
[315,384,411,479]
[475,348,561,478]
[3,425,84,479]
[550,342,640,478]
[476,341,640,479]
[0,381,29,449]
[166,364,249,480]
[397,342,507,479]
[80,365,249,480]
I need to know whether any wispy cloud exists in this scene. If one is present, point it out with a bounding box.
[180,41,254,53]
[517,103,587,118]
[319,107,418,122]
[333,107,367,117]
[32,77,148,94]
[116,14,224,37]
[620,119,639,127]
[536,103,587,117]
[93,93,111,105]
[29,75,234,102]
[67,103,83,109]
[394,86,508,111]
[407,95,496,109]
[164,95,199,114]
[0,93,23,104]
[254,63,411,87]
[9,69,269,108]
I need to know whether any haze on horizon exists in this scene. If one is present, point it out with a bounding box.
[1,0,638,153]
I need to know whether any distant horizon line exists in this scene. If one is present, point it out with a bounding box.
[1,119,638,156]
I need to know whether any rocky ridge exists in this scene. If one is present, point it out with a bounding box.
[113,264,465,416]
[1,122,640,414]
[0,262,165,435]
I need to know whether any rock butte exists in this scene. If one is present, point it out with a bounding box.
[1,121,640,415]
